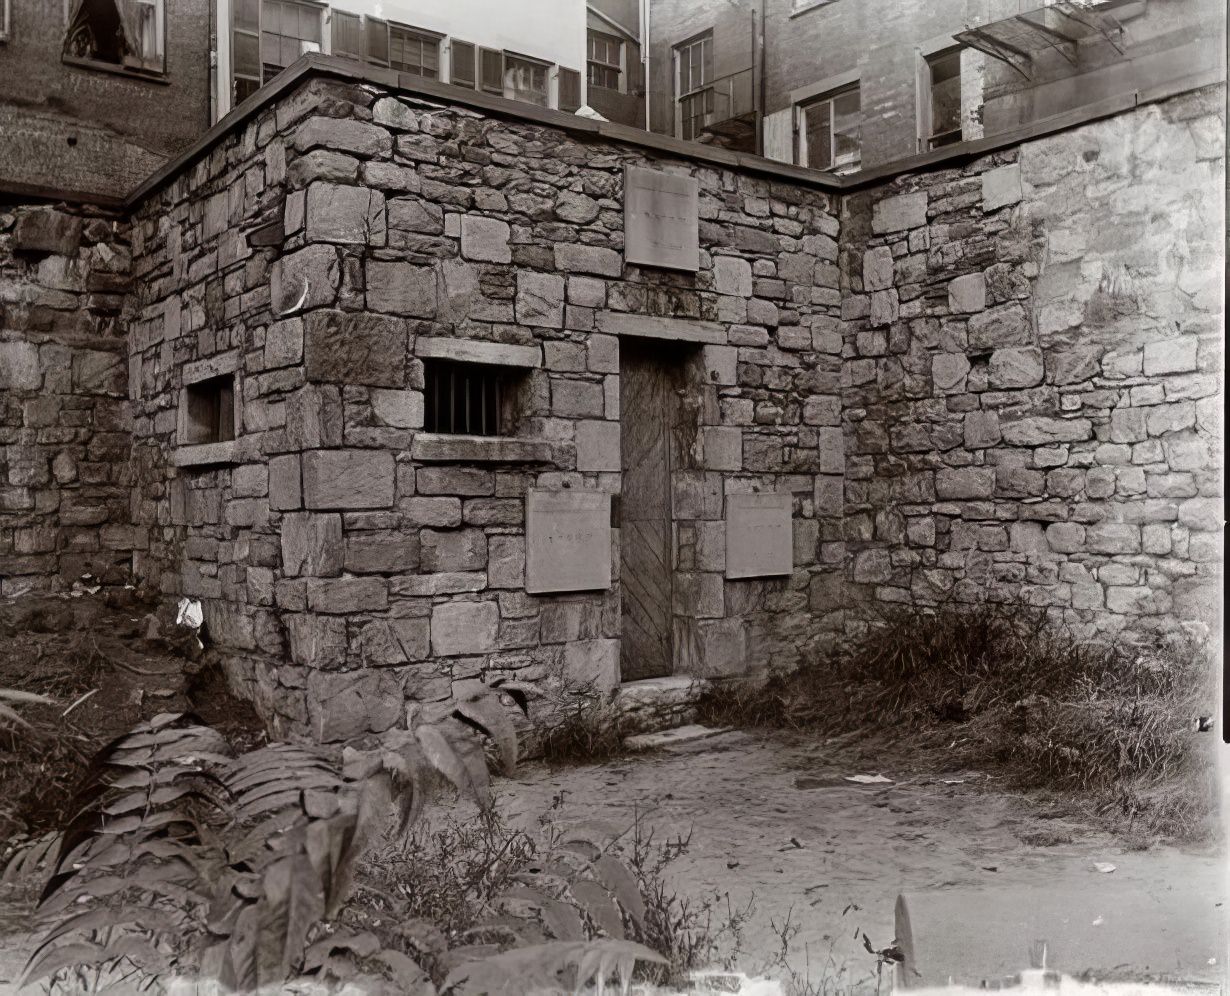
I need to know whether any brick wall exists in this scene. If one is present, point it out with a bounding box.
[838,85,1224,644]
[125,76,845,741]
[0,0,212,201]
[0,203,139,595]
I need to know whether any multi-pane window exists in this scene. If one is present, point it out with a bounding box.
[388,24,439,78]
[331,9,361,60]
[925,47,963,150]
[64,0,165,74]
[675,32,713,141]
[232,0,261,102]
[587,29,621,91]
[504,54,549,106]
[260,0,321,83]
[424,361,508,437]
[451,40,477,88]
[799,86,861,173]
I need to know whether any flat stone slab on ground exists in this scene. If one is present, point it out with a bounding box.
[625,723,731,751]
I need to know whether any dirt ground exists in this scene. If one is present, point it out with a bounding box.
[0,587,266,841]
[502,730,1227,991]
[0,594,1223,993]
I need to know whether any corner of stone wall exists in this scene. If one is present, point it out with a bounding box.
[1,202,144,596]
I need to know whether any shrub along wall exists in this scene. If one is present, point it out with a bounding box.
[124,75,845,741]
[838,85,1223,645]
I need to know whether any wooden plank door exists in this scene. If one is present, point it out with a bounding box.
[619,341,674,681]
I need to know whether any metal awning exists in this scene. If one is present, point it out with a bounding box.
[954,0,1135,80]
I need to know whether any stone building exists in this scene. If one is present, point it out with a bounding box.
[0,52,1222,743]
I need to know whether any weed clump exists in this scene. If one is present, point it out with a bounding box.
[697,604,1216,839]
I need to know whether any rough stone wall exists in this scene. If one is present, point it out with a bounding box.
[126,76,844,741]
[838,85,1224,644]
[0,203,138,596]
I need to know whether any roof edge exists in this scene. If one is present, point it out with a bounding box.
[124,53,844,209]
[122,54,1225,211]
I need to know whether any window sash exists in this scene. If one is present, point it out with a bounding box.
[260,0,321,77]
[451,39,476,87]
[331,10,361,59]
[926,48,962,147]
[389,24,439,78]
[504,54,548,106]
[800,85,860,172]
[676,33,711,98]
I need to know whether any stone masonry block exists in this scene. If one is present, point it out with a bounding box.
[563,639,619,695]
[862,246,894,291]
[576,419,621,472]
[555,244,622,277]
[1142,337,1198,376]
[271,244,338,316]
[516,271,565,328]
[270,452,301,509]
[702,426,742,471]
[431,600,498,656]
[872,191,927,234]
[948,273,986,313]
[366,260,436,317]
[305,183,386,246]
[932,353,970,393]
[0,341,42,390]
[988,347,1044,389]
[714,256,753,297]
[936,466,995,500]
[460,215,512,262]
[982,164,1022,212]
[304,310,406,387]
[13,209,83,255]
[307,577,389,614]
[281,512,343,577]
[303,449,395,509]
[421,528,487,572]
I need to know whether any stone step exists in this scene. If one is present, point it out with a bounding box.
[615,676,710,735]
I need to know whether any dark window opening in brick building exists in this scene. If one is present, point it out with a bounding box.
[64,0,165,75]
[424,361,512,437]
[183,374,236,445]
[926,47,963,149]
[588,29,622,90]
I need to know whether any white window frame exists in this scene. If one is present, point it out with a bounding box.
[386,21,442,79]
[587,28,624,93]
[62,0,167,76]
[674,30,714,141]
[919,43,963,152]
[796,84,861,174]
[503,51,551,107]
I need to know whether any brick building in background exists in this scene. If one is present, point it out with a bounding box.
[0,0,211,203]
[642,0,1225,172]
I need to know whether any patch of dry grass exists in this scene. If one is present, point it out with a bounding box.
[697,604,1217,840]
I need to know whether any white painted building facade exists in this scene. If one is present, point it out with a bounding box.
[212,0,588,120]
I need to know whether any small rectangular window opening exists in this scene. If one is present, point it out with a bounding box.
[927,47,963,149]
[184,374,236,445]
[424,360,510,437]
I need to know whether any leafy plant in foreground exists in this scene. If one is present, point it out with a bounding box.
[6,681,664,994]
